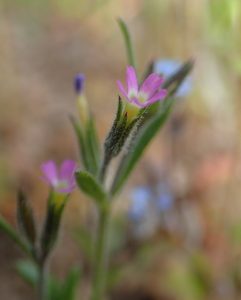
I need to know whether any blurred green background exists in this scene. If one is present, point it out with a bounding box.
[1,0,241,299]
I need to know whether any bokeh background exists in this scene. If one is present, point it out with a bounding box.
[1,0,241,299]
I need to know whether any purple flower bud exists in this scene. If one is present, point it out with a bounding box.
[74,73,85,94]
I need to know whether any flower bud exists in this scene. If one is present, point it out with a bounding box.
[74,74,89,126]
[74,73,85,94]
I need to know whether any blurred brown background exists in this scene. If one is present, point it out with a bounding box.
[1,0,241,299]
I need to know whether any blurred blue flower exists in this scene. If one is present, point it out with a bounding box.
[154,59,192,97]
[128,186,151,221]
[156,183,174,212]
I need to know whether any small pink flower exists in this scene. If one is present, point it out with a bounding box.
[41,160,77,194]
[117,66,167,108]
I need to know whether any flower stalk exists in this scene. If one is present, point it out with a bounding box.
[91,205,110,300]
[37,260,48,300]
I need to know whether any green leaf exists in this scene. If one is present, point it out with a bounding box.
[117,18,136,68]
[16,259,39,286]
[0,214,31,255]
[17,189,36,245]
[75,170,107,206]
[60,267,81,300]
[111,97,175,196]
[16,259,63,300]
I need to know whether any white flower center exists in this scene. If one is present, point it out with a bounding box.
[56,180,68,190]
[137,92,148,103]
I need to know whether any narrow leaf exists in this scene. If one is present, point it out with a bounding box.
[118,18,136,68]
[17,190,36,245]
[0,214,30,255]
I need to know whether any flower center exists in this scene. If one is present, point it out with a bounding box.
[56,180,69,190]
[128,89,138,100]
[137,92,148,103]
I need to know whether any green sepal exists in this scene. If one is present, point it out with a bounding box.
[104,98,123,149]
[103,98,146,160]
[70,116,100,175]
[85,117,101,175]
[17,189,36,246]
[40,191,68,261]
[75,170,108,207]
[107,111,128,157]
[111,97,175,196]
[70,116,90,169]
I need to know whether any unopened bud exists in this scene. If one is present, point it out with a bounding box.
[74,73,85,94]
[74,73,89,125]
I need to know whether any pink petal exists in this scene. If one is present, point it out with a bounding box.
[126,66,138,94]
[140,73,164,98]
[117,80,128,99]
[132,98,146,108]
[145,89,167,106]
[41,161,59,186]
[60,160,77,182]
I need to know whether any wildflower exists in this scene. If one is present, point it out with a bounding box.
[156,182,174,212]
[41,160,77,194]
[128,187,151,221]
[74,73,89,125]
[117,66,167,110]
[153,59,192,97]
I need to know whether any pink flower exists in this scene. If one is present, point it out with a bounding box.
[117,66,167,108]
[41,160,77,194]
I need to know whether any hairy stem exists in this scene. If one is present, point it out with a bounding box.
[99,153,111,183]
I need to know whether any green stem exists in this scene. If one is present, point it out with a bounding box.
[91,207,110,300]
[99,153,111,183]
[37,261,48,300]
